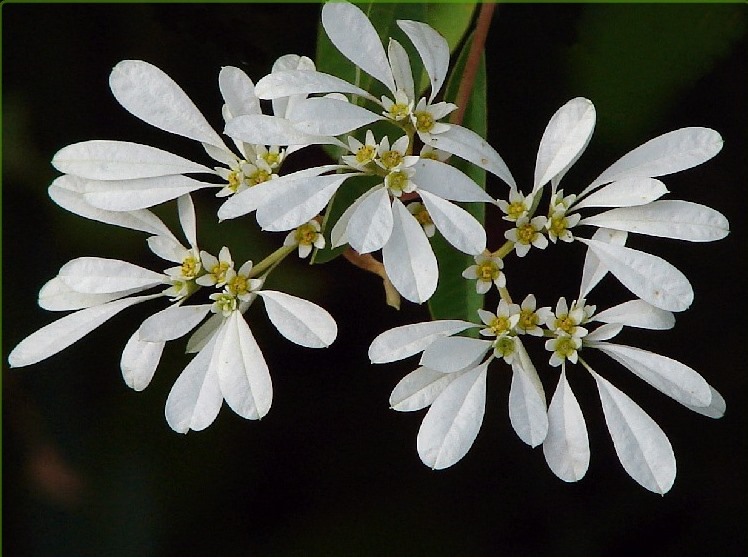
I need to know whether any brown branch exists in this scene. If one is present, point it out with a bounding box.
[450,3,497,126]
[342,248,401,309]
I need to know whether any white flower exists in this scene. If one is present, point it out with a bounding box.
[252,1,516,187]
[461,253,506,294]
[504,216,549,257]
[196,247,234,288]
[477,300,520,338]
[283,220,326,258]
[515,294,553,336]
[497,187,535,222]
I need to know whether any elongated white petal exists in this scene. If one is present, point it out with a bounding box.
[53,140,213,180]
[534,98,596,190]
[573,178,668,210]
[582,127,723,196]
[584,323,623,342]
[288,97,383,136]
[592,343,712,409]
[110,60,228,151]
[270,54,315,119]
[413,159,494,202]
[509,340,548,447]
[322,2,396,93]
[347,186,393,254]
[215,311,272,420]
[138,304,211,342]
[219,66,260,117]
[580,200,729,242]
[147,235,187,263]
[424,124,516,187]
[543,370,590,482]
[58,257,165,294]
[579,238,693,312]
[417,363,488,469]
[591,371,676,494]
[177,194,198,249]
[390,366,460,412]
[38,276,144,311]
[579,228,627,298]
[121,328,165,391]
[420,336,491,373]
[255,174,350,232]
[397,19,449,102]
[683,385,725,419]
[368,319,477,363]
[165,329,224,433]
[382,198,439,303]
[330,187,380,248]
[594,300,675,330]
[225,113,341,148]
[258,291,337,348]
[185,313,224,354]
[8,294,159,368]
[82,175,215,211]
[387,39,414,100]
[49,176,177,238]
[255,69,375,101]
[419,190,486,254]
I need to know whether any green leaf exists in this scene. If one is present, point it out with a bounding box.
[427,34,487,327]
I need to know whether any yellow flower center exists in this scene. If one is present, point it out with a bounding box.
[294,223,318,246]
[247,169,271,187]
[262,151,281,166]
[549,215,568,237]
[414,111,435,133]
[555,336,578,358]
[478,260,500,281]
[355,145,376,164]
[517,223,536,244]
[211,261,230,283]
[380,150,404,170]
[507,201,526,220]
[414,207,433,226]
[556,315,576,335]
[493,336,516,358]
[489,316,512,336]
[519,309,539,331]
[227,171,242,192]
[387,171,409,194]
[388,103,410,120]
[181,256,199,279]
[228,274,249,296]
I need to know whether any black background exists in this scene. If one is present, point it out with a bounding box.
[3,4,747,556]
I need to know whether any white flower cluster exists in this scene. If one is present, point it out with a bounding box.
[7,1,730,492]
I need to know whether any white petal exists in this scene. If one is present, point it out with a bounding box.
[543,370,590,482]
[368,319,477,363]
[288,97,383,136]
[58,257,165,294]
[534,98,596,190]
[578,228,627,298]
[121,328,165,391]
[330,187,380,248]
[413,159,494,202]
[52,140,213,180]
[321,2,396,93]
[390,366,460,412]
[578,238,693,312]
[218,66,260,117]
[147,235,187,263]
[177,194,198,249]
[346,186,393,254]
[387,38,414,100]
[270,55,315,119]
[254,69,375,101]
[8,294,159,368]
[573,177,668,210]
[258,291,337,348]
[109,60,228,151]
[216,311,272,420]
[255,174,350,232]
[591,371,676,494]
[584,323,623,342]
[417,363,488,469]
[582,127,723,196]
[225,113,343,148]
[38,276,143,311]
[420,336,491,373]
[49,177,176,238]
[82,175,214,212]
[382,198,439,303]
[594,299,675,330]
[164,329,224,433]
[419,190,486,254]
[683,385,725,419]
[580,200,730,242]
[592,343,712,409]
[185,313,224,354]
[397,19,449,102]
[138,304,211,342]
[424,124,516,187]
[508,340,548,447]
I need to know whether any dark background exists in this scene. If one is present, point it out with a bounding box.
[3,4,746,556]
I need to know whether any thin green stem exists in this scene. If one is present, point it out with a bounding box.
[249,244,296,279]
